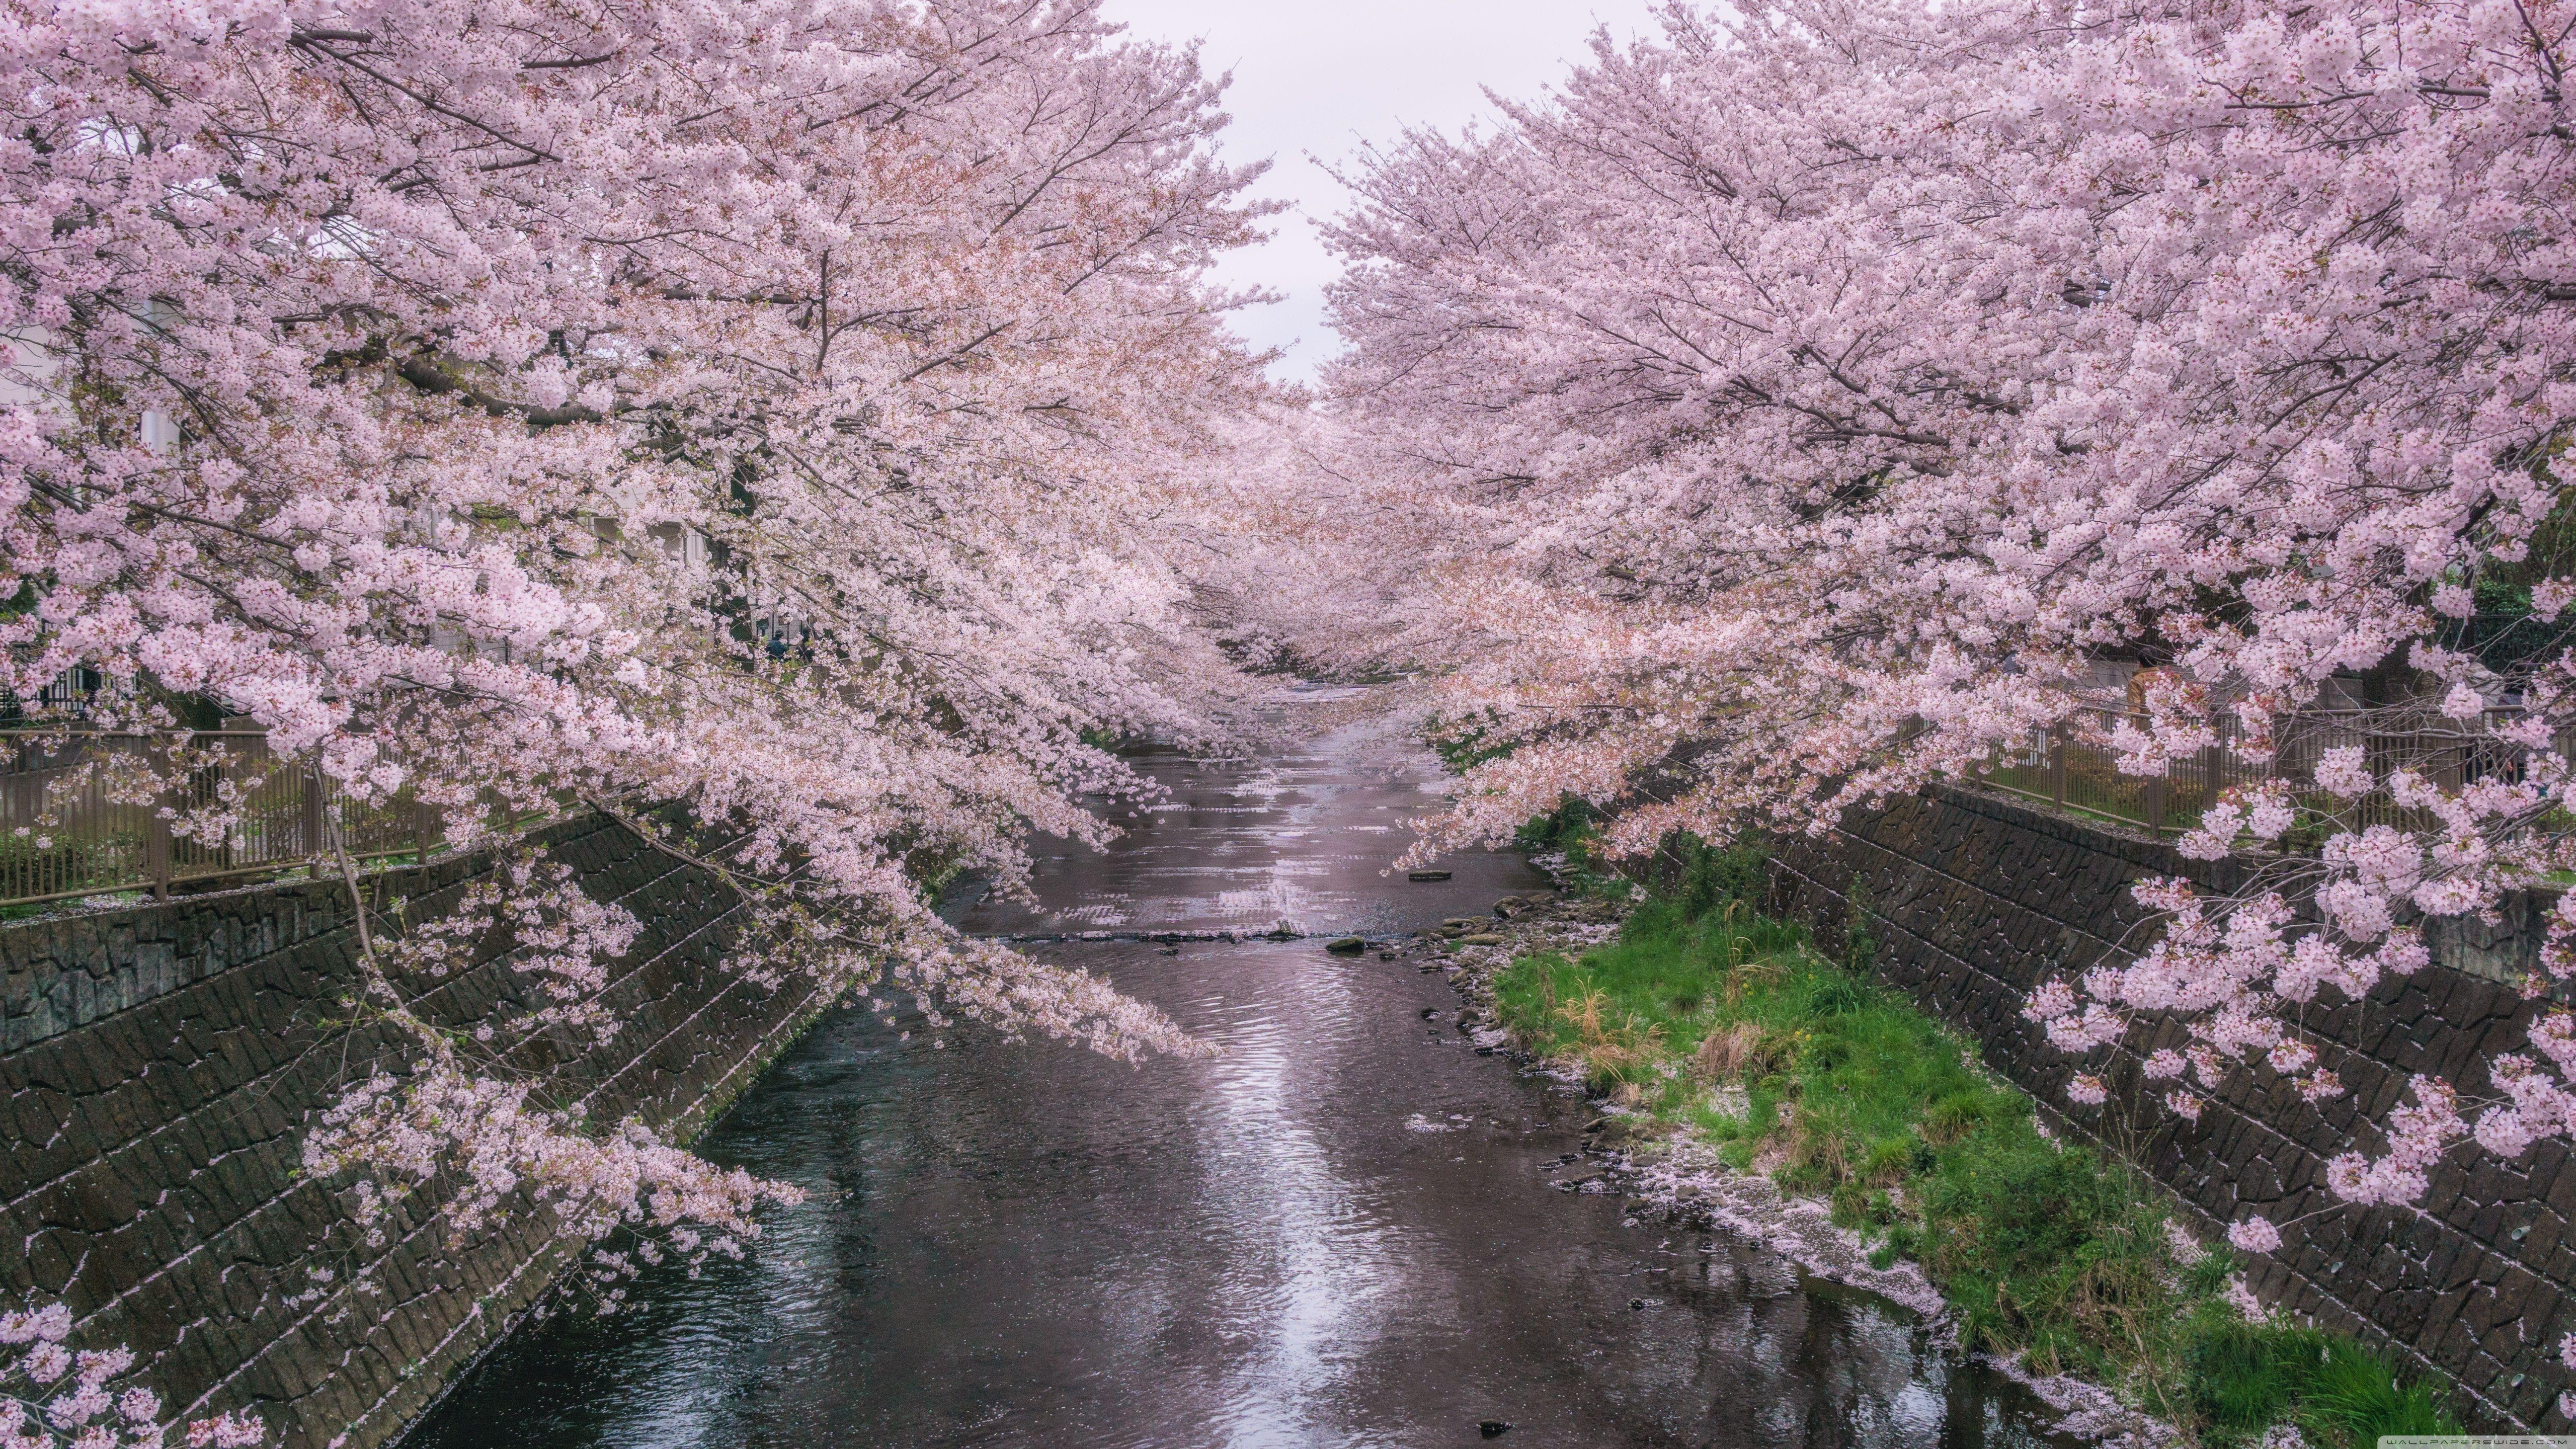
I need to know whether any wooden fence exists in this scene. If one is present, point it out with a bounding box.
[1983,706,2553,837]
[0,731,446,906]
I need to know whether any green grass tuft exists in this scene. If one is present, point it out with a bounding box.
[1486,839,2460,1447]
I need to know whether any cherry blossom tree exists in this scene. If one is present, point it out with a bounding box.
[1322,0,2576,1274]
[1,0,1272,1412]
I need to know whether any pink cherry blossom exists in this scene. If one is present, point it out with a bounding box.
[3,1306,265,1449]
[2311,748,2375,800]
[2224,1276,2273,1324]
[0,0,1283,1400]
[2226,1217,2282,1254]
[1306,0,2576,1233]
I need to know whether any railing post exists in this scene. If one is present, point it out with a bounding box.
[147,788,172,901]
[2049,725,2067,809]
[414,798,436,865]
[2145,770,2166,835]
[213,740,236,872]
[302,760,327,878]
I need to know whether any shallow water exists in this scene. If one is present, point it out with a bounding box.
[408,712,2058,1449]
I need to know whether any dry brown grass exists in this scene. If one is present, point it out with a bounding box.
[1694,1019,1799,1083]
[1782,1108,1835,1169]
[1720,955,1786,1008]
[1553,987,1666,1083]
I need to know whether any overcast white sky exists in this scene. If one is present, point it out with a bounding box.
[1099,0,1670,383]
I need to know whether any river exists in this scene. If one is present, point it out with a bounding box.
[408,705,2055,1448]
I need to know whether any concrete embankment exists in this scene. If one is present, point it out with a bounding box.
[0,812,826,1449]
[1768,784,2566,1429]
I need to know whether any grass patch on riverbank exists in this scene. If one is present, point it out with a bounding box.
[1488,843,2457,1448]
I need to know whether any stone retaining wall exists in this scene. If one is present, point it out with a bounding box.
[1769,785,2571,1430]
[0,813,828,1449]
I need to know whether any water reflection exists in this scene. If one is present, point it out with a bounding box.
[945,726,1531,940]
[409,716,2059,1448]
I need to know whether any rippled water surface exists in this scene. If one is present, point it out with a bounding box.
[409,707,2056,1449]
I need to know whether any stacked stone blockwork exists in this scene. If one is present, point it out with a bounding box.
[1771,785,2566,1429]
[0,813,829,1449]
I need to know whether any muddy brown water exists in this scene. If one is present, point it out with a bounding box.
[408,704,2060,1448]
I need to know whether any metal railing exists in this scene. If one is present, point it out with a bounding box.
[0,730,447,907]
[1982,706,2565,838]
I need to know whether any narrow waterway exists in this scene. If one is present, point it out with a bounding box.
[409,707,2055,1448]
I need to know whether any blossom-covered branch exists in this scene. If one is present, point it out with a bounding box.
[1318,0,2576,1252]
[1,0,1275,1411]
